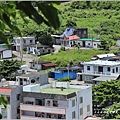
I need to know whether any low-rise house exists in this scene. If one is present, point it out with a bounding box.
[91,53,115,61]
[77,60,120,84]
[29,60,55,70]
[0,81,22,119]
[20,82,92,120]
[16,72,48,86]
[26,45,54,55]
[76,38,101,48]
[52,28,88,45]
[61,35,80,47]
[14,37,35,51]
[0,48,12,59]
[49,66,83,80]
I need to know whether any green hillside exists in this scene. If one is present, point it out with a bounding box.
[15,1,120,41]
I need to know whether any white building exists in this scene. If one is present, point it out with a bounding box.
[0,48,12,59]
[16,72,48,86]
[20,82,92,120]
[14,37,35,51]
[77,60,120,84]
[0,81,22,119]
[76,38,101,48]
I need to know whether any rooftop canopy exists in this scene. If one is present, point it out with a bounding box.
[79,38,100,41]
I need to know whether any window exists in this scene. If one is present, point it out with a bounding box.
[116,67,118,72]
[17,107,20,114]
[112,69,115,73]
[87,105,90,112]
[30,40,33,43]
[88,43,90,45]
[17,39,20,43]
[107,67,110,72]
[72,99,75,107]
[87,66,90,71]
[80,108,83,115]
[80,97,83,104]
[72,111,75,119]
[17,94,20,101]
[53,100,58,107]
[84,30,86,34]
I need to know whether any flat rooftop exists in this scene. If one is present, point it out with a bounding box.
[16,72,46,77]
[41,88,80,95]
[82,60,120,66]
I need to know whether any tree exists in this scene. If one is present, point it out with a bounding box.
[0,59,21,80]
[66,20,77,27]
[0,1,60,44]
[92,80,120,118]
[0,94,8,119]
[103,102,120,119]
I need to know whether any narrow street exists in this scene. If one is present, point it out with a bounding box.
[12,51,36,70]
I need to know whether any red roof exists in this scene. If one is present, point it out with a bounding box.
[0,88,12,93]
[43,63,55,67]
[68,35,79,40]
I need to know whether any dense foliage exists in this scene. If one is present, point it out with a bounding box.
[92,80,120,118]
[0,1,60,44]
[0,59,21,80]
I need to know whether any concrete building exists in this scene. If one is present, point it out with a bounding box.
[20,82,92,120]
[0,48,12,59]
[14,37,35,51]
[16,72,48,86]
[77,60,120,84]
[0,81,22,119]
[29,60,55,70]
[76,38,101,48]
[26,45,54,56]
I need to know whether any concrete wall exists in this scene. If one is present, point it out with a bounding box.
[65,87,92,120]
[1,50,12,59]
[10,86,23,119]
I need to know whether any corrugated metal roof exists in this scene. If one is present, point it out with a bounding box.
[92,75,119,81]
[43,63,55,67]
[60,28,75,37]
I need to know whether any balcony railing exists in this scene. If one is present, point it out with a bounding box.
[20,104,66,114]
[82,70,113,75]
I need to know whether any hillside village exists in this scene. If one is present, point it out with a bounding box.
[0,1,120,120]
[0,25,120,119]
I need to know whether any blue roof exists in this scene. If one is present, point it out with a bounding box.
[59,28,75,38]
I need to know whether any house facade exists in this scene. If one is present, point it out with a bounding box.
[14,37,35,51]
[29,60,55,70]
[61,35,80,47]
[20,82,92,120]
[77,60,120,84]
[0,48,12,59]
[16,72,48,86]
[76,38,101,48]
[0,84,22,119]
[26,45,54,55]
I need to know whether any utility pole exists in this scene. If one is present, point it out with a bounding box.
[67,64,70,80]
[36,42,39,71]
[20,38,23,62]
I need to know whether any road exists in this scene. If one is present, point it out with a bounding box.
[12,51,36,70]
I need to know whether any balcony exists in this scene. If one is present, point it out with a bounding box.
[82,71,112,76]
[20,104,66,114]
[21,115,59,120]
